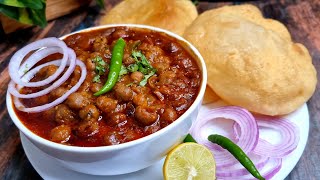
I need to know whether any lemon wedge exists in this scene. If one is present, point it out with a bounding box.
[163,142,216,180]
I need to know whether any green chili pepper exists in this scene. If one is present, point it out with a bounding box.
[183,134,197,143]
[208,134,265,180]
[94,38,126,96]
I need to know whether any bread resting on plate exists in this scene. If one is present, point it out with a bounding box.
[183,5,317,116]
[99,0,198,36]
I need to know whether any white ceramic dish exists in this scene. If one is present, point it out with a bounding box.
[21,102,309,180]
[7,24,207,176]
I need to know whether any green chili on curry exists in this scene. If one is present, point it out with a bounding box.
[94,38,126,96]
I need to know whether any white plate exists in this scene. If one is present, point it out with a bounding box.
[21,103,309,180]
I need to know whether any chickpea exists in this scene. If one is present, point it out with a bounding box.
[145,94,157,105]
[111,29,128,39]
[158,71,176,85]
[148,76,158,89]
[161,107,178,124]
[78,80,91,92]
[173,79,186,89]
[46,65,58,77]
[50,87,67,98]
[124,129,141,142]
[152,60,170,73]
[135,106,159,126]
[37,65,49,74]
[133,94,147,106]
[144,122,161,134]
[107,112,127,126]
[50,125,71,143]
[55,104,77,125]
[123,55,135,66]
[86,58,96,71]
[171,98,188,111]
[166,42,179,53]
[70,66,81,86]
[114,83,133,101]
[43,107,56,119]
[79,104,100,121]
[93,36,108,52]
[159,86,171,96]
[35,95,49,105]
[96,96,118,113]
[153,90,164,101]
[76,120,99,137]
[65,92,90,110]
[74,34,92,50]
[104,131,121,145]
[38,65,57,78]
[77,53,89,62]
[130,71,144,83]
[90,83,103,93]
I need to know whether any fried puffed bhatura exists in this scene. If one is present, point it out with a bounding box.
[184,5,317,116]
[99,0,198,36]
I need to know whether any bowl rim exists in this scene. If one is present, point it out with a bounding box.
[6,24,207,153]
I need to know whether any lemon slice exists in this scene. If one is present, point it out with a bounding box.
[163,142,216,180]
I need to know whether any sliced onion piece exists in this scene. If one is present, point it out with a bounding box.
[189,106,259,167]
[9,37,69,87]
[262,158,282,180]
[233,116,299,158]
[18,47,62,75]
[217,158,282,180]
[253,116,299,158]
[8,49,76,98]
[13,60,87,113]
[216,153,269,176]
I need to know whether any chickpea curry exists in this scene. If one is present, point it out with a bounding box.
[14,27,201,147]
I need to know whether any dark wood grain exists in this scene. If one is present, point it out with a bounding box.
[0,0,319,179]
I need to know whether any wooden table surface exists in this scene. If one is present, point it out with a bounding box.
[0,0,319,179]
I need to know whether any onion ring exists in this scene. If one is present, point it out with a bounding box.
[9,49,76,98]
[13,60,87,113]
[253,116,299,158]
[18,47,62,75]
[193,105,299,179]
[218,158,281,180]
[9,38,69,87]
[189,106,259,167]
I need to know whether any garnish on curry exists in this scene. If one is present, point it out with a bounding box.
[14,27,201,147]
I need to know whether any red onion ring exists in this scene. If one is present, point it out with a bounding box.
[9,38,69,87]
[252,116,299,158]
[216,153,269,176]
[18,47,62,75]
[189,106,259,167]
[13,60,87,113]
[8,49,76,98]
[218,158,282,180]
[8,37,87,113]
[193,105,299,179]
[262,158,282,180]
[232,116,299,158]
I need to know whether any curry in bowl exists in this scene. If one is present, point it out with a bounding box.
[12,26,202,147]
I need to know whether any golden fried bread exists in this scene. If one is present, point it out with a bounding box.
[184,6,317,115]
[99,0,198,35]
[202,85,221,105]
[205,5,291,40]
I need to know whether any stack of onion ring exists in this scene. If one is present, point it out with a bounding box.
[8,37,87,113]
[190,106,299,179]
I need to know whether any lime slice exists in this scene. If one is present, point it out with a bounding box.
[163,142,216,180]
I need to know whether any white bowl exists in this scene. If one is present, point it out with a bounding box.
[6,24,207,176]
